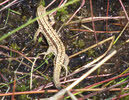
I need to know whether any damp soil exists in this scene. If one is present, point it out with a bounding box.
[0,0,129,99]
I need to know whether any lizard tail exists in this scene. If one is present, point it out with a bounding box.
[53,63,62,89]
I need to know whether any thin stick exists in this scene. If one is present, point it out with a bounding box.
[90,0,97,42]
[66,49,117,91]
[66,0,85,25]
[119,0,129,21]
[66,16,125,25]
[0,0,10,6]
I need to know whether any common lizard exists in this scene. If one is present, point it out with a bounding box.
[35,5,69,89]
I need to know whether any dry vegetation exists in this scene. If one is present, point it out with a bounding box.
[0,0,129,99]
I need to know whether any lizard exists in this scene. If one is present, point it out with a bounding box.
[35,5,69,89]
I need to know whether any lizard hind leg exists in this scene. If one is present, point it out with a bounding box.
[40,46,54,59]
[63,54,69,79]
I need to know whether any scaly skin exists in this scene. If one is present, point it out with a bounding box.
[35,5,69,89]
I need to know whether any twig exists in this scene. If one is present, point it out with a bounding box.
[11,77,16,100]
[82,79,129,99]
[46,0,56,9]
[0,45,33,63]
[90,0,97,42]
[66,49,117,91]
[66,0,85,25]
[30,55,39,89]
[0,0,10,6]
[114,21,129,44]
[69,36,114,58]
[0,0,17,12]
[119,0,129,21]
[0,87,129,97]
[66,16,125,25]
